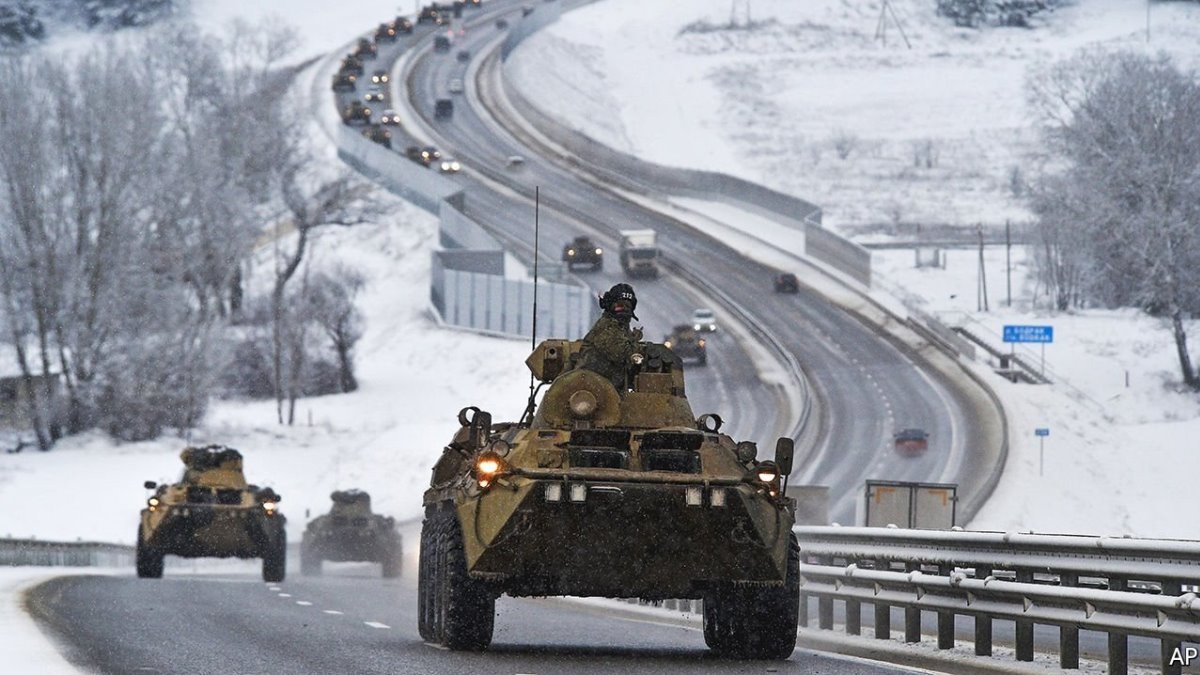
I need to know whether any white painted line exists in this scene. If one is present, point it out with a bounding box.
[423,642,449,650]
[364,621,391,629]
[278,593,292,598]
[296,601,313,606]
[267,586,281,591]
[323,610,344,615]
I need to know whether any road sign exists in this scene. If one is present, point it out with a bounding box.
[1003,325,1054,343]
[1035,428,1049,437]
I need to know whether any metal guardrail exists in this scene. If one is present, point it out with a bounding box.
[795,526,1200,675]
[0,537,135,568]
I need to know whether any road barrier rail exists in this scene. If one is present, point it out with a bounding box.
[0,537,134,568]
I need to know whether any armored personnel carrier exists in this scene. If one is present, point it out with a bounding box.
[301,490,402,577]
[419,339,799,658]
[137,445,286,582]
[663,324,707,366]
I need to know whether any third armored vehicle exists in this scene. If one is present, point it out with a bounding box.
[419,338,799,658]
[137,445,286,582]
[663,324,707,366]
[301,490,402,577]
[342,100,372,125]
[562,235,603,271]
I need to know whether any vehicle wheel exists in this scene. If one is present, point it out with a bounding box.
[135,525,163,579]
[262,526,287,583]
[381,538,402,579]
[703,533,798,659]
[417,514,436,640]
[427,505,494,650]
[300,540,322,577]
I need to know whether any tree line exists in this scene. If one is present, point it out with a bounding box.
[1029,51,1200,389]
[0,20,370,448]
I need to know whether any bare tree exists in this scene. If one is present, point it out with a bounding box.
[308,266,366,394]
[1029,51,1200,388]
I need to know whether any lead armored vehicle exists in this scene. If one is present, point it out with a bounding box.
[301,490,403,577]
[419,339,799,658]
[137,445,286,581]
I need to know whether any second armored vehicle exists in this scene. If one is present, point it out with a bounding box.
[137,445,286,582]
[419,338,799,658]
[562,235,603,271]
[301,490,403,577]
[663,324,707,366]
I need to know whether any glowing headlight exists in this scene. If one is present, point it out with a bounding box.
[595,248,602,255]
[474,452,506,489]
[148,497,160,507]
[663,340,673,349]
[693,324,702,331]
[262,501,278,515]
[567,249,575,256]
[477,457,501,475]
[756,468,778,483]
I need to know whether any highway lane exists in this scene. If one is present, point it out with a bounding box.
[29,563,920,675]
[397,18,986,525]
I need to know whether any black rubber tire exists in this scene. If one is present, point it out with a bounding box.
[262,526,287,583]
[300,541,321,577]
[135,525,163,579]
[417,512,438,641]
[703,533,799,659]
[426,506,495,650]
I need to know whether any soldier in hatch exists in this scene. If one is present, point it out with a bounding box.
[577,283,644,391]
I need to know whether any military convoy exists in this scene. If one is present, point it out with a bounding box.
[418,337,800,658]
[342,100,372,125]
[301,490,403,578]
[663,325,707,366]
[562,235,603,271]
[136,446,286,582]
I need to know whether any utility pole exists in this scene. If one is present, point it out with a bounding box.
[977,224,989,312]
[1005,219,1012,308]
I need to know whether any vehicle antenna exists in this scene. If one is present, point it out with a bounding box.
[521,187,542,426]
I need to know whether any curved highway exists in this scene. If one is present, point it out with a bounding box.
[390,1,994,526]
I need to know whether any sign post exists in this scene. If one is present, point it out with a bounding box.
[1003,325,1054,377]
[1035,427,1049,476]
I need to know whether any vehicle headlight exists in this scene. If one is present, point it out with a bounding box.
[693,324,701,331]
[262,501,278,516]
[567,249,575,256]
[595,248,602,255]
[474,451,507,489]
[663,340,672,349]
[752,460,781,497]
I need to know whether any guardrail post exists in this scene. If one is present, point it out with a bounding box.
[817,555,833,630]
[1059,571,1080,669]
[974,565,993,656]
[846,598,861,636]
[1015,569,1034,661]
[937,564,954,650]
[904,562,921,643]
[1161,580,1183,675]
[1108,576,1128,675]
[874,559,890,640]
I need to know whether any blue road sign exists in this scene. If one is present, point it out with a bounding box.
[1004,325,1053,343]
[1035,428,1049,437]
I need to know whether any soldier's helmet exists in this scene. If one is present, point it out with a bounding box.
[599,283,637,321]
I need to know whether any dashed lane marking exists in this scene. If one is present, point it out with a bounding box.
[267,586,281,591]
[364,621,391,629]
[296,601,313,606]
[278,593,292,598]
[323,610,344,615]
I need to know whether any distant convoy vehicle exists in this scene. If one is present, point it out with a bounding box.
[456,49,471,62]
[379,109,401,125]
[618,228,659,277]
[340,55,364,75]
[301,490,402,578]
[371,69,389,84]
[420,4,447,25]
[433,35,451,52]
[331,72,357,92]
[505,155,525,169]
[495,18,508,29]
[137,446,286,582]
[406,145,442,167]
[418,336,799,656]
[663,324,707,366]
[691,308,717,333]
[375,22,397,42]
[354,37,377,60]
[434,98,454,119]
[364,84,386,103]
[562,235,603,271]
[894,428,930,456]
[341,100,372,125]
[774,272,799,294]
[363,124,392,149]
[393,17,414,33]
[437,157,462,173]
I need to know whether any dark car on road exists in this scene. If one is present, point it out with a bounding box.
[434,98,454,119]
[894,428,929,456]
[375,22,397,42]
[331,72,357,92]
[406,145,441,167]
[562,235,602,271]
[393,17,414,34]
[774,273,799,293]
[663,325,707,366]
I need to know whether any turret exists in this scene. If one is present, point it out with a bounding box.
[179,445,248,488]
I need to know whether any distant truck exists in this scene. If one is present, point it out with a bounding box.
[618,229,659,278]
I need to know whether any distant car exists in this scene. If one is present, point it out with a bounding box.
[495,18,509,29]
[448,78,464,94]
[506,155,525,169]
[371,69,389,84]
[375,22,398,42]
[437,157,462,174]
[406,145,441,167]
[774,273,799,294]
[663,325,707,366]
[364,85,386,103]
[456,49,471,63]
[331,72,357,92]
[341,100,372,125]
[521,5,534,16]
[379,109,401,125]
[434,98,454,119]
[362,124,392,149]
[893,428,929,456]
[691,308,717,333]
[562,235,602,271]
[393,17,414,34]
[433,35,451,52]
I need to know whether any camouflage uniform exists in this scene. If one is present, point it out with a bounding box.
[578,313,642,391]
